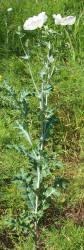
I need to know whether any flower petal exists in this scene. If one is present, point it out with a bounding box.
[23,12,48,31]
[53,14,62,25]
[7,7,12,12]
[61,16,76,25]
[53,14,76,26]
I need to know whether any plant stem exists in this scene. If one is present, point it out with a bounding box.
[35,166,40,215]
[19,37,39,94]
[34,165,40,248]
[34,79,45,247]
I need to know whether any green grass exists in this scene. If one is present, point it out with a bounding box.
[0,0,84,249]
[42,220,84,250]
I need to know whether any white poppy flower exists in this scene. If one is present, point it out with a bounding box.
[23,12,48,31]
[7,8,13,12]
[53,14,76,25]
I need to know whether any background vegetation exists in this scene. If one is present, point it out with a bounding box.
[0,0,84,249]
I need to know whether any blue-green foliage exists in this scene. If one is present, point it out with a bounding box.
[1,72,66,238]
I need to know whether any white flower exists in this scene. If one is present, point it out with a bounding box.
[47,55,54,63]
[53,14,76,25]
[7,8,13,12]
[23,12,48,31]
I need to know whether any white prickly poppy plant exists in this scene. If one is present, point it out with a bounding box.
[0,12,74,248]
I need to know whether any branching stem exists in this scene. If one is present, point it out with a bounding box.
[19,37,39,94]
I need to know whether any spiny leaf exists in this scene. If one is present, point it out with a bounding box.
[15,122,32,146]
[44,187,60,198]
[51,161,63,168]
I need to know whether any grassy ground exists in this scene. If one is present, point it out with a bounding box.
[0,0,84,249]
